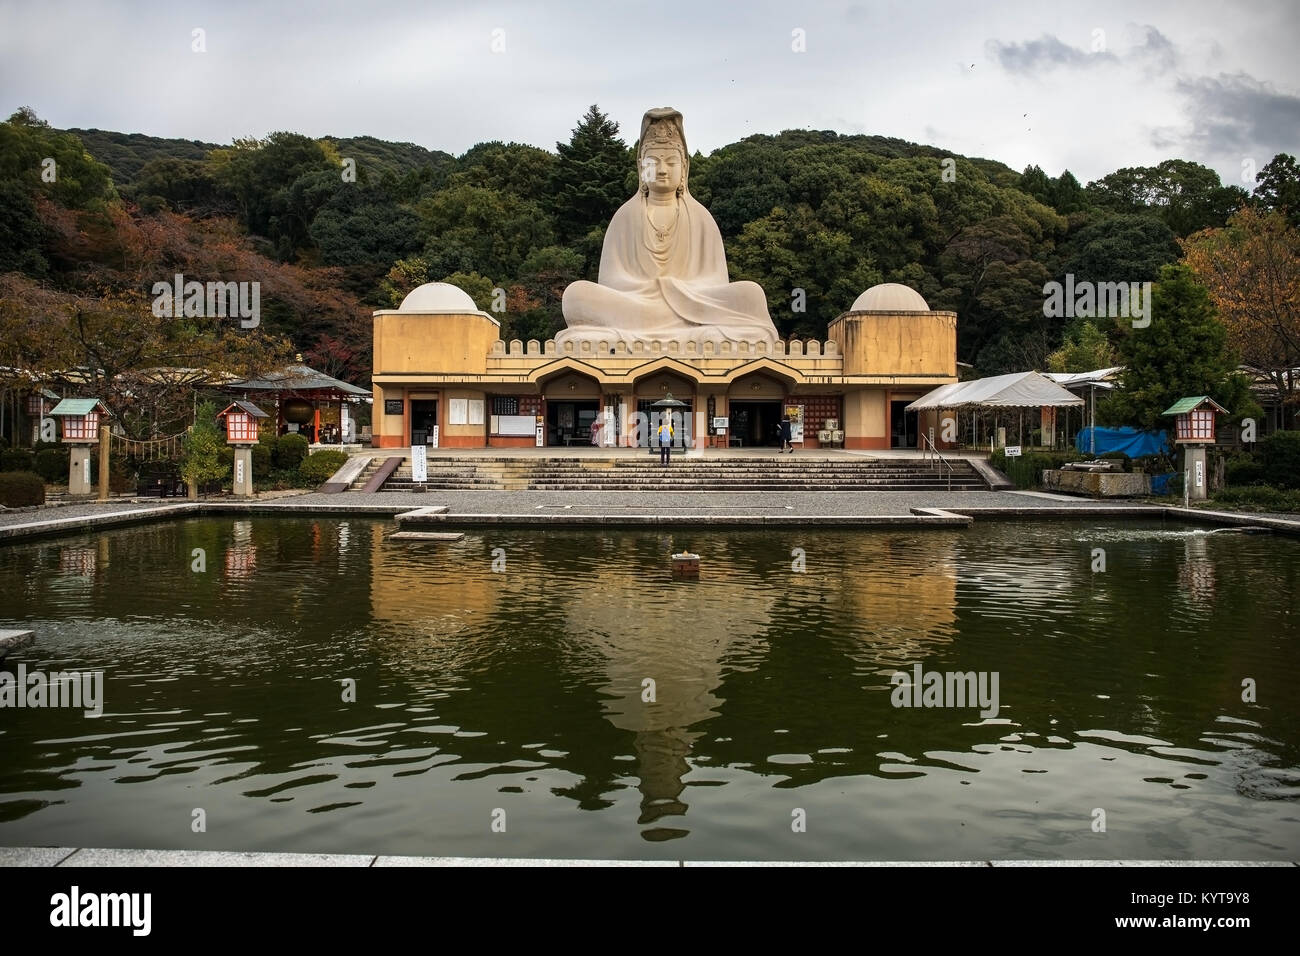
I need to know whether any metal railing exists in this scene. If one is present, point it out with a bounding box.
[920,432,955,491]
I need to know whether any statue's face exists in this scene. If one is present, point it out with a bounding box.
[642,147,684,196]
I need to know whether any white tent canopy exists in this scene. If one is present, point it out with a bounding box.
[1042,366,1122,390]
[906,371,1085,412]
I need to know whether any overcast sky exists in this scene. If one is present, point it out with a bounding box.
[1,0,1296,186]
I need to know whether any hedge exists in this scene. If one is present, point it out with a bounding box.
[1213,486,1300,513]
[989,449,1083,489]
[252,441,272,477]
[275,433,309,470]
[1225,456,1265,487]
[1259,431,1300,489]
[299,450,349,484]
[0,471,46,507]
[33,447,69,483]
[0,449,34,471]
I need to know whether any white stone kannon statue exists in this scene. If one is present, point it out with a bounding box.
[555,107,779,349]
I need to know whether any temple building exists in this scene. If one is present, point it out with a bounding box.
[371,107,958,452]
[370,280,958,450]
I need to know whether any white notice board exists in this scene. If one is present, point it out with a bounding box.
[497,415,535,436]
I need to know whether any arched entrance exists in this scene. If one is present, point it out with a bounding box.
[727,372,787,447]
[540,370,602,446]
[632,368,698,448]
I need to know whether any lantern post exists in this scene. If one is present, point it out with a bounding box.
[48,399,111,497]
[217,401,269,498]
[1162,396,1227,503]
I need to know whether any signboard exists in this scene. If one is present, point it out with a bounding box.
[535,418,544,447]
[411,444,427,482]
[384,399,403,416]
[712,417,728,431]
[603,408,616,446]
[235,457,245,485]
[783,404,805,443]
[1195,458,1204,488]
[1004,445,1022,457]
[496,415,534,436]
[340,404,351,442]
[430,425,440,448]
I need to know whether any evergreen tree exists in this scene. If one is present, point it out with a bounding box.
[1252,153,1300,227]
[1100,264,1257,430]
[548,105,630,246]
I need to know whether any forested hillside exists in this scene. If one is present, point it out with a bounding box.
[2,103,1295,393]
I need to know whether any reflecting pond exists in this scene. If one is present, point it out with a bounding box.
[0,517,1297,860]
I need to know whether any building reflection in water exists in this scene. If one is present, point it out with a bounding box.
[365,527,962,841]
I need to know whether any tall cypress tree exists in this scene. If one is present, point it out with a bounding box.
[1100,264,1255,430]
[548,105,631,246]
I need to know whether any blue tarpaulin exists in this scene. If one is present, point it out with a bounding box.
[1076,426,1170,458]
[1150,473,1176,495]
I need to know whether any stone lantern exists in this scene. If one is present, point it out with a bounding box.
[1162,396,1227,502]
[217,401,268,497]
[48,398,111,496]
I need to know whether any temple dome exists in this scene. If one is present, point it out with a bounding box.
[851,283,930,312]
[398,282,477,312]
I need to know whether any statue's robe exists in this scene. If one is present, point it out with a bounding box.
[557,192,779,347]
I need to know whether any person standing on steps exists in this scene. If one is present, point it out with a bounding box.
[779,416,794,453]
[657,414,675,466]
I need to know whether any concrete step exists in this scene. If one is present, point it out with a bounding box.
[354,454,990,492]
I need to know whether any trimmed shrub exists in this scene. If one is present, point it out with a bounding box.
[300,450,349,484]
[33,447,69,482]
[0,471,46,507]
[251,441,272,477]
[1213,485,1300,513]
[1225,455,1265,487]
[0,449,34,471]
[1259,430,1300,489]
[990,449,1083,489]
[274,433,309,470]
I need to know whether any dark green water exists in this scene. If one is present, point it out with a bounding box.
[1,517,1297,860]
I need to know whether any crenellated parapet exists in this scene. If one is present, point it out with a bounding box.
[484,335,844,381]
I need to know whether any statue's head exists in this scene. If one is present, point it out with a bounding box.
[639,107,688,199]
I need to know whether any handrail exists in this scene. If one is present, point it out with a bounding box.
[920,432,955,491]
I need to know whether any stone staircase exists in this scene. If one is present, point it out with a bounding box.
[356,454,988,492]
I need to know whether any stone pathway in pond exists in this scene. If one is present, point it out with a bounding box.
[2,491,1298,540]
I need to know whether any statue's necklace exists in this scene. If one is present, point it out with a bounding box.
[645,199,679,246]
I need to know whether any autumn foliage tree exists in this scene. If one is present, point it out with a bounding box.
[1181,207,1300,427]
[0,277,293,439]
